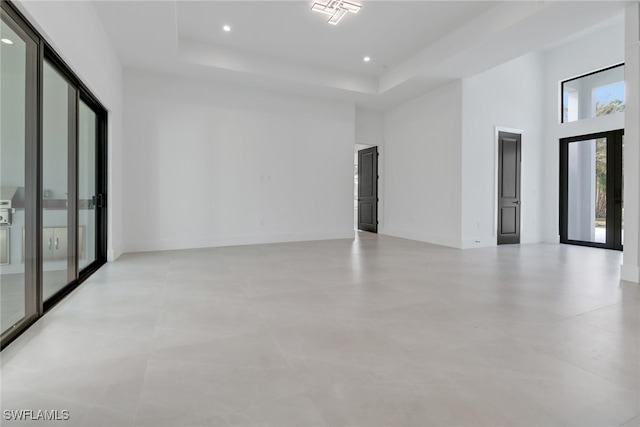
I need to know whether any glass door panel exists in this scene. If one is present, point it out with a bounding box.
[78,101,97,270]
[567,138,606,244]
[0,12,37,336]
[42,60,76,301]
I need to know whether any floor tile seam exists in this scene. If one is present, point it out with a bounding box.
[422,379,525,426]
[151,274,174,342]
[26,325,157,349]
[150,324,271,345]
[540,350,640,392]
[81,403,135,427]
[566,301,631,320]
[220,389,328,427]
[0,385,99,414]
[556,303,637,332]
[297,385,331,427]
[2,352,151,378]
[88,364,150,419]
[130,358,157,427]
[620,414,640,427]
[447,377,626,427]
[260,322,330,427]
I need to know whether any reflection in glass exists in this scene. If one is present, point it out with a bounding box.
[567,138,607,243]
[78,101,97,270]
[0,17,27,334]
[42,60,75,301]
[562,65,625,123]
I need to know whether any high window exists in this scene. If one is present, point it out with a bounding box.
[561,64,625,123]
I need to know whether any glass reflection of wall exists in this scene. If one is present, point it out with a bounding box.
[0,19,27,334]
[42,60,74,301]
[78,101,97,270]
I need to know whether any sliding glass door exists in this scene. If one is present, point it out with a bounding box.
[78,97,107,275]
[42,59,76,302]
[0,7,38,338]
[560,130,624,250]
[78,101,97,271]
[0,1,108,348]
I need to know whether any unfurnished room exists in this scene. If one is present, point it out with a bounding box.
[0,1,639,426]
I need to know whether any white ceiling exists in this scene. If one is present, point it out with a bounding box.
[175,1,498,76]
[92,0,629,109]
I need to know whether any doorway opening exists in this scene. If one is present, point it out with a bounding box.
[560,130,623,250]
[354,144,378,233]
[497,131,522,245]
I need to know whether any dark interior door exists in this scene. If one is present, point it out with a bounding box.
[497,132,521,245]
[358,146,378,233]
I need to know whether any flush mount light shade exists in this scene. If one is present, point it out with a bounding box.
[223,25,231,32]
[312,0,361,25]
[363,56,370,62]
[1,38,13,45]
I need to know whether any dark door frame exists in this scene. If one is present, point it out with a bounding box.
[559,129,624,250]
[357,146,378,233]
[496,130,522,245]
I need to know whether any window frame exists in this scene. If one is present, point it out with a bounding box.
[560,63,625,124]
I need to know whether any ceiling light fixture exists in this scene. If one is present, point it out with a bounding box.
[223,25,231,32]
[363,56,370,62]
[311,0,361,25]
[1,38,13,45]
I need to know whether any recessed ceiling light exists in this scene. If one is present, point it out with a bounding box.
[1,38,13,45]
[223,25,231,32]
[363,56,371,62]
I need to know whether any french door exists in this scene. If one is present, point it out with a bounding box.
[560,130,624,250]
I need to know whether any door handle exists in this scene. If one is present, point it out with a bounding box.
[48,238,52,250]
[512,201,520,204]
[55,238,59,250]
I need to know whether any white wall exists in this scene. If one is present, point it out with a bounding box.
[123,71,355,252]
[541,20,625,244]
[16,0,124,261]
[622,3,640,283]
[355,107,384,147]
[461,53,544,248]
[383,81,463,248]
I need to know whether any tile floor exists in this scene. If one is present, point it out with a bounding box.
[1,233,639,427]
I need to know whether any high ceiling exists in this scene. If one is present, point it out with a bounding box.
[92,1,629,109]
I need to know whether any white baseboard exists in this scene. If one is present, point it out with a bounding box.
[542,234,561,244]
[123,230,355,253]
[620,263,640,283]
[460,238,496,249]
[381,228,462,249]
